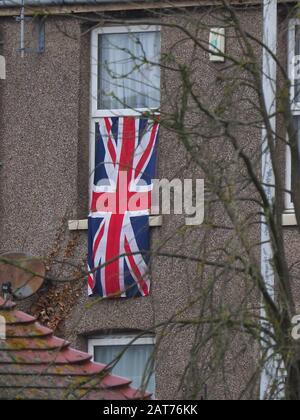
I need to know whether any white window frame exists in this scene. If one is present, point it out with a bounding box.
[286,20,300,213]
[88,334,155,362]
[285,143,293,212]
[90,25,161,119]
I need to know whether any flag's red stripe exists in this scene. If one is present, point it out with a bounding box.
[88,273,94,290]
[135,123,158,180]
[124,237,149,296]
[105,118,137,296]
[105,214,124,296]
[119,118,136,177]
[90,192,98,213]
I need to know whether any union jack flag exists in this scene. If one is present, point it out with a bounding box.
[88,117,159,298]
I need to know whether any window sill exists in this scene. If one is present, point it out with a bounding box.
[68,216,163,231]
[282,212,298,226]
[92,109,160,118]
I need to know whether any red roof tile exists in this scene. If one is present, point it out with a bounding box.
[0,298,151,400]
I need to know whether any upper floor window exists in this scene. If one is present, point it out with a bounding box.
[286,20,300,211]
[91,26,161,117]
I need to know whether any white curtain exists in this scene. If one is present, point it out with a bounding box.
[94,344,155,393]
[98,31,160,110]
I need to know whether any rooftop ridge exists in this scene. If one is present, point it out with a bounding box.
[0,299,152,400]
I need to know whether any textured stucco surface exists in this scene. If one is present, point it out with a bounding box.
[0,5,297,400]
[0,17,82,254]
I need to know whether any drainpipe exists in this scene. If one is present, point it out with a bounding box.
[260,0,278,400]
[20,0,25,58]
[0,28,5,80]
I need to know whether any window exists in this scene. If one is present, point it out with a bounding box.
[88,334,155,394]
[91,25,161,117]
[287,20,300,211]
[89,25,161,200]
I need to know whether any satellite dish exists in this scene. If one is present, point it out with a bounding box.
[0,252,45,300]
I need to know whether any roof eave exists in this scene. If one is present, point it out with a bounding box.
[0,1,295,18]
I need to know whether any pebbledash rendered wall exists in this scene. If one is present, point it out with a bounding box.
[0,4,298,399]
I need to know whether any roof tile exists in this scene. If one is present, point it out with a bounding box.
[0,298,151,400]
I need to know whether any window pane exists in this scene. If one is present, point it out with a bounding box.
[94,344,155,394]
[294,116,300,153]
[98,31,160,110]
[289,116,300,206]
[294,26,300,103]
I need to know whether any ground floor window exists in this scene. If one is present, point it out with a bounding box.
[88,334,155,394]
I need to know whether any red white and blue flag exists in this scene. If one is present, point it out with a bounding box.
[88,117,159,298]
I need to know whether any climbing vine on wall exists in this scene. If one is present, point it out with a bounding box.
[30,215,86,332]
